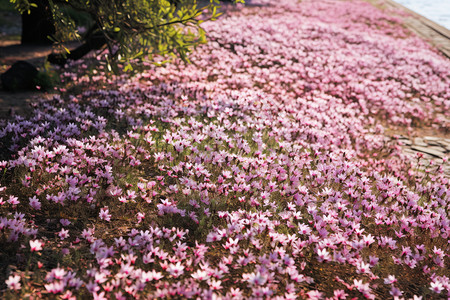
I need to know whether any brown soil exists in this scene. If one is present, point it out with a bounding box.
[0,41,47,118]
[0,40,54,119]
[0,41,55,66]
[0,39,82,119]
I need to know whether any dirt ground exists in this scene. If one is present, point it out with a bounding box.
[0,40,68,119]
[0,9,52,118]
[0,9,83,119]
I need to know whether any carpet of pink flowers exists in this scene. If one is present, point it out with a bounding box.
[1,0,450,299]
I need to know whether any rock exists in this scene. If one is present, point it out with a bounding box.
[429,146,447,153]
[418,159,430,166]
[427,141,442,147]
[444,166,450,175]
[403,148,417,158]
[423,136,444,147]
[432,158,443,165]
[0,61,38,92]
[398,137,412,146]
[411,145,445,158]
[424,136,440,142]
[423,154,435,160]
[438,141,450,150]
[413,137,427,147]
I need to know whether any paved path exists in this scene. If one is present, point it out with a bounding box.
[379,0,450,58]
[394,136,450,177]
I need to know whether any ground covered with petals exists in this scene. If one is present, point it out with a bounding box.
[0,0,449,299]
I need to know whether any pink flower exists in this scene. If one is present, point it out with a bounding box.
[5,274,21,290]
[45,281,65,294]
[356,261,371,274]
[8,195,19,205]
[333,289,348,299]
[390,286,402,297]
[136,212,145,223]
[99,207,111,222]
[353,279,371,295]
[432,246,444,258]
[167,262,184,277]
[141,270,163,282]
[29,196,41,210]
[228,287,242,298]
[384,275,397,285]
[369,256,379,266]
[191,270,209,281]
[60,219,71,226]
[206,232,222,243]
[30,239,43,252]
[93,292,107,300]
[47,267,66,280]
[306,290,323,300]
[245,271,267,286]
[58,228,70,240]
[316,248,331,262]
[208,279,222,290]
[430,281,444,293]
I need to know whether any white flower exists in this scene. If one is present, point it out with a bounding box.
[6,275,21,290]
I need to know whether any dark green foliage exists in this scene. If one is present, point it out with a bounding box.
[9,0,238,69]
[33,62,59,91]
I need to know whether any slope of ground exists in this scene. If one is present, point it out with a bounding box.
[0,0,449,299]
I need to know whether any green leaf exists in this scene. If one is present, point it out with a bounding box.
[124,63,133,72]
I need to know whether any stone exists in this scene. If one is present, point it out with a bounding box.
[411,145,445,158]
[438,141,450,150]
[423,154,435,160]
[418,159,430,166]
[0,61,38,92]
[398,138,412,146]
[413,137,427,147]
[444,166,450,175]
[432,158,443,165]
[429,146,447,153]
[427,141,441,147]
[403,149,416,156]
[424,136,440,142]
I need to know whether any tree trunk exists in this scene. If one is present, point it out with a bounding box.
[21,0,55,45]
[47,31,107,66]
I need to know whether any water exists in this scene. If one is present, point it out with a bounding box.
[394,0,450,29]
